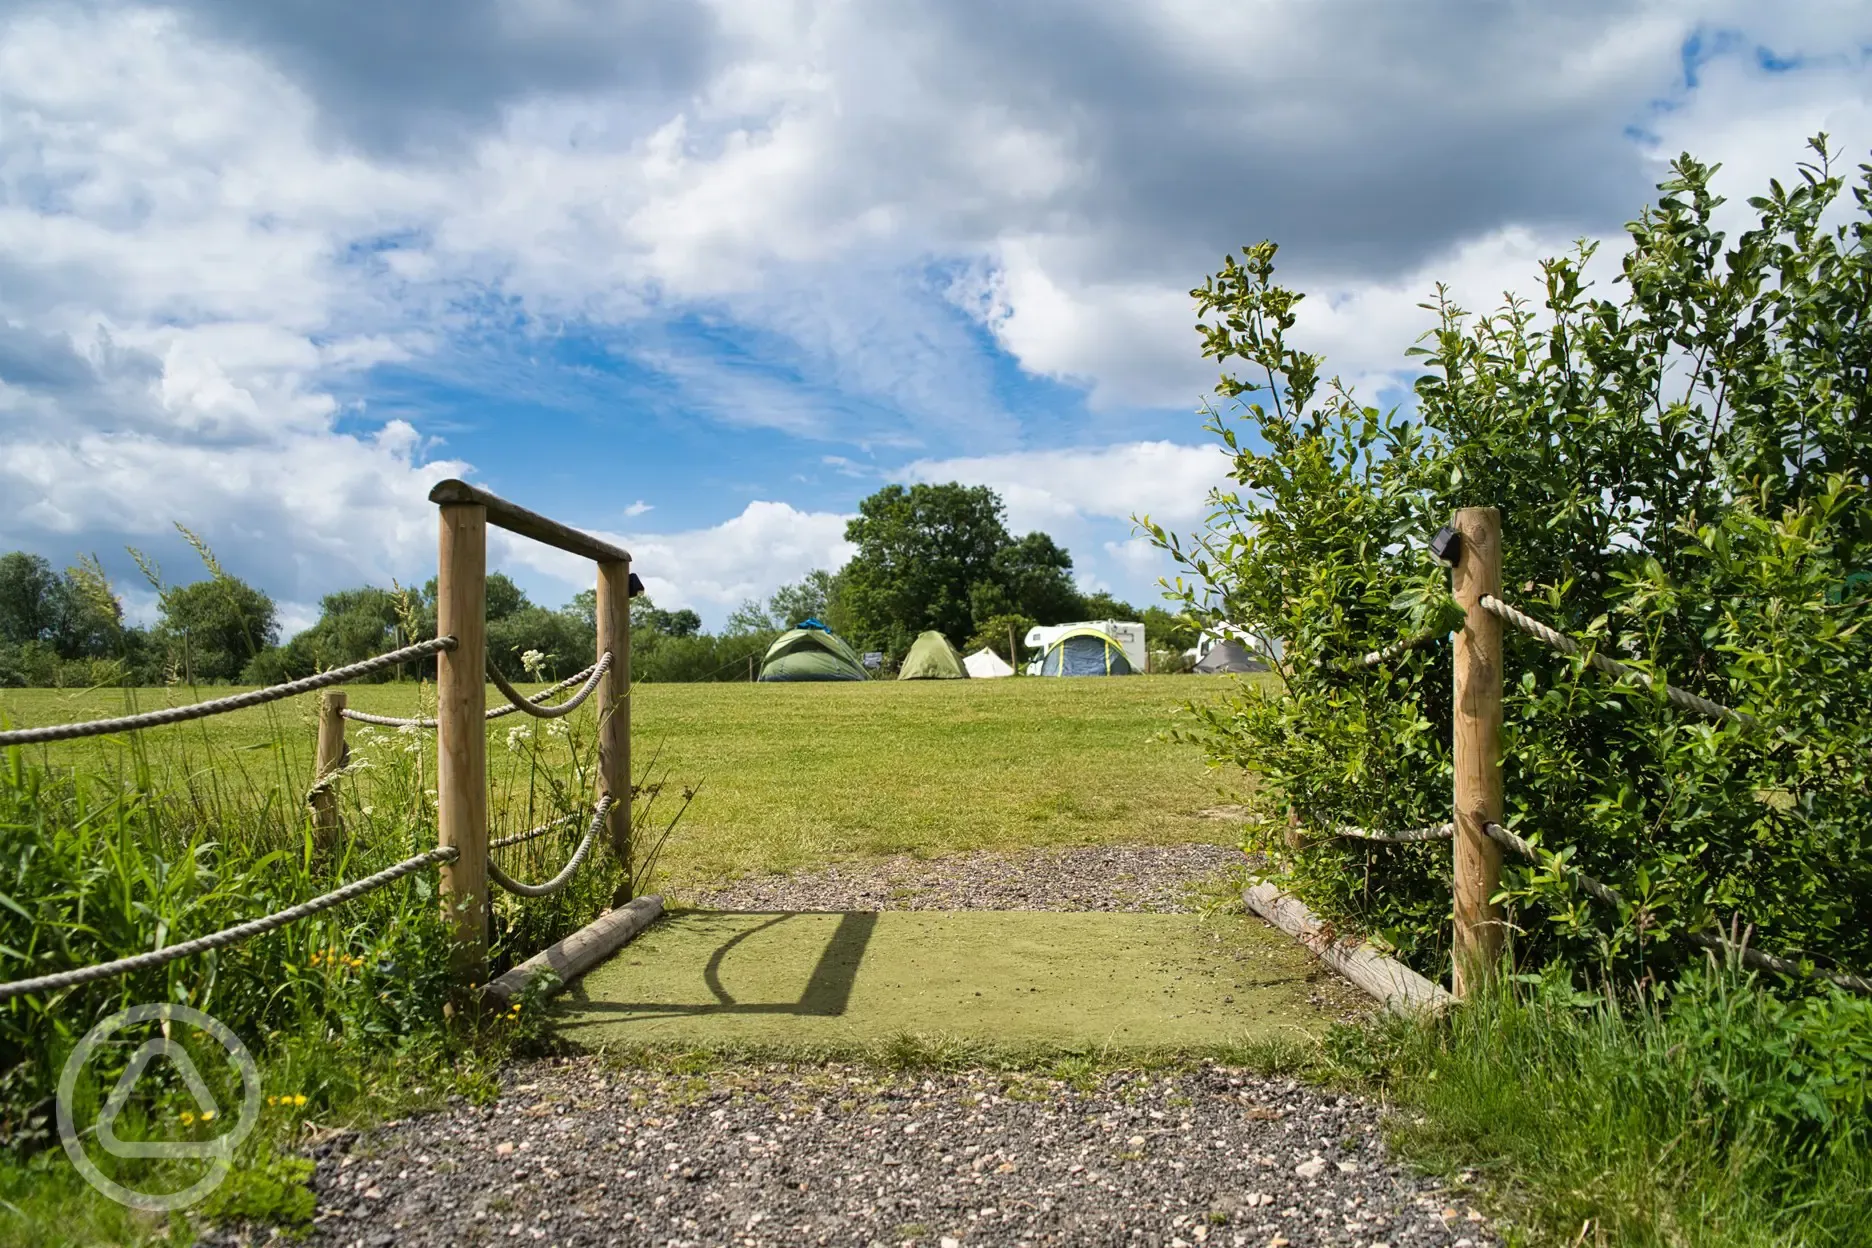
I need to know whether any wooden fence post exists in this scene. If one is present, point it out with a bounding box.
[596,559,632,903]
[311,690,347,849]
[1451,505,1505,996]
[436,502,489,984]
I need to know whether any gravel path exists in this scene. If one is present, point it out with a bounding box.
[283,1058,1493,1248]
[208,845,1490,1247]
[685,843,1249,914]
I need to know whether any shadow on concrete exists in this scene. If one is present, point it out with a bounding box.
[559,911,877,1022]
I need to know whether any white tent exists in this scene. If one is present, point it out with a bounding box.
[963,647,1015,678]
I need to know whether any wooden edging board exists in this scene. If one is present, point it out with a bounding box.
[484,895,664,1006]
[1243,883,1452,1016]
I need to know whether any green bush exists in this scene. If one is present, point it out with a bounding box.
[1148,137,1872,983]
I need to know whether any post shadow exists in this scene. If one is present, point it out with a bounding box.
[561,910,879,1022]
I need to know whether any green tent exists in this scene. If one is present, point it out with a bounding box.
[898,630,969,680]
[758,626,869,682]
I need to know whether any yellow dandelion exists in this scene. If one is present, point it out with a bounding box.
[180,1111,195,1126]
[200,1110,215,1122]
[293,1094,308,1106]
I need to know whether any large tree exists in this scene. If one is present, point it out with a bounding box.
[0,553,61,647]
[838,483,1012,655]
[156,575,278,683]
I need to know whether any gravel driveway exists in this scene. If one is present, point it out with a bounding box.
[290,1059,1493,1248]
[684,843,1249,914]
[211,845,1490,1248]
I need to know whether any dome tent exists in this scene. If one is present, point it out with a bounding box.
[758,623,868,682]
[1194,638,1267,674]
[898,630,969,679]
[1036,627,1136,677]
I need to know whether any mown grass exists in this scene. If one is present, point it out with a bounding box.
[0,675,1244,893]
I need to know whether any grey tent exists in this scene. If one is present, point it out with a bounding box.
[1194,638,1267,674]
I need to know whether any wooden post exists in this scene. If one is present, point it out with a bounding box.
[596,559,632,902]
[436,503,489,983]
[311,691,347,849]
[1451,505,1505,996]
[1008,621,1019,674]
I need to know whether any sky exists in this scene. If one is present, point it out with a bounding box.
[1,2,1869,636]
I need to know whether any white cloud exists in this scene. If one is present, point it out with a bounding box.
[2,0,1870,625]
[494,500,855,626]
[623,500,653,517]
[905,441,1233,533]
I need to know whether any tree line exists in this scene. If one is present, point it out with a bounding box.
[0,483,1194,688]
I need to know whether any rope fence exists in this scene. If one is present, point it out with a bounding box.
[0,637,457,747]
[488,652,611,720]
[1479,821,1872,997]
[487,795,612,898]
[1354,628,1448,670]
[341,658,605,729]
[1478,594,1756,729]
[0,846,460,1002]
[1329,822,1455,844]
[1278,508,1870,1003]
[491,811,581,850]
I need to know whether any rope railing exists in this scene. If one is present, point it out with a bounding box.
[487,794,611,898]
[490,811,580,850]
[487,651,611,720]
[1480,821,1872,997]
[0,846,460,1002]
[1354,628,1448,670]
[1478,594,1756,730]
[341,658,605,729]
[1331,822,1455,844]
[0,637,458,747]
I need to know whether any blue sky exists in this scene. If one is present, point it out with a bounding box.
[0,2,1868,634]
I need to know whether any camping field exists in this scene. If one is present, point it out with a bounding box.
[0,674,1257,895]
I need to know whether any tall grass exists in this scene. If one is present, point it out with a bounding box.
[1330,969,1872,1247]
[0,684,681,1244]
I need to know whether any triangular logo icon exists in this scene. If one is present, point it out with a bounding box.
[94,1038,227,1161]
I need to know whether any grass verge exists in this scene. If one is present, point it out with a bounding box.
[1325,969,1872,1248]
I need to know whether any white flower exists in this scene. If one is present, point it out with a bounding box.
[506,726,528,752]
[521,649,548,678]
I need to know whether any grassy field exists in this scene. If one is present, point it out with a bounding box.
[0,675,1246,894]
[0,672,1252,1246]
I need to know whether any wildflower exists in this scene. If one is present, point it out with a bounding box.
[521,649,548,678]
[200,1110,215,1122]
[506,726,528,753]
[180,1111,196,1126]
[294,1094,308,1107]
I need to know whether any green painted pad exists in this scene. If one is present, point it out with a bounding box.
[553,910,1330,1051]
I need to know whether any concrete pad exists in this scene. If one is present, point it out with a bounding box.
[552,910,1331,1051]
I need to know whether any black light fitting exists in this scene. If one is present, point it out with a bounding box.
[1429,525,1461,566]
[628,571,646,598]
